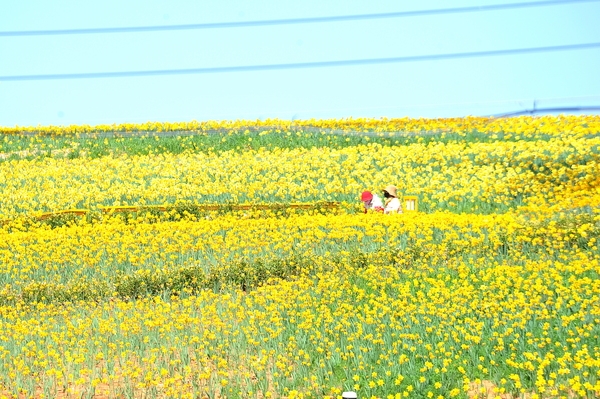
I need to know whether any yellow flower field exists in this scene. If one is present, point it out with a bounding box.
[0,116,599,398]
[2,117,599,219]
[2,115,599,137]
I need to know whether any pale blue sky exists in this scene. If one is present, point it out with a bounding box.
[1,0,599,127]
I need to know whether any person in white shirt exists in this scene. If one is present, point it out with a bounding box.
[383,185,402,214]
[361,191,384,213]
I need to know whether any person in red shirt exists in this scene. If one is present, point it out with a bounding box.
[361,191,384,213]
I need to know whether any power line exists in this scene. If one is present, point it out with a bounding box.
[1,42,599,82]
[495,106,600,117]
[280,95,600,114]
[1,0,597,37]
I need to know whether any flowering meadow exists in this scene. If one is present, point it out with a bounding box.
[0,116,599,399]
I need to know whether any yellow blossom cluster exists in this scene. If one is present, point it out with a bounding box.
[1,115,600,137]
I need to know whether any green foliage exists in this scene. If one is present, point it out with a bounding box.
[0,225,558,307]
[0,128,551,163]
[38,213,83,228]
[0,253,310,306]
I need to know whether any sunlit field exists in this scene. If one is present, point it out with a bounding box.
[0,116,599,399]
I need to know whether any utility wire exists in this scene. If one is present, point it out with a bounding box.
[280,95,600,114]
[1,0,597,36]
[495,106,600,117]
[1,42,599,82]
